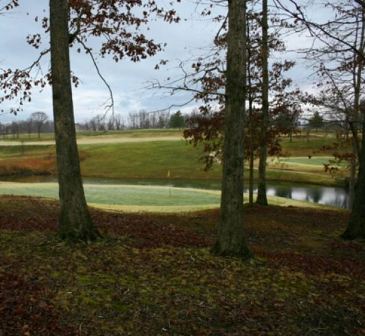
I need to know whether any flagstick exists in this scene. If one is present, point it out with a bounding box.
[167,170,171,197]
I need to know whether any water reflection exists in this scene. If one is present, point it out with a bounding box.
[265,185,349,209]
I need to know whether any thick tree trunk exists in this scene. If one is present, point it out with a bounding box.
[50,0,100,242]
[256,0,269,206]
[212,0,251,259]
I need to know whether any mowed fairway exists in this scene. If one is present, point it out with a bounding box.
[79,141,222,180]
[0,130,349,186]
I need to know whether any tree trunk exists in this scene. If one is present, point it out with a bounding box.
[212,0,251,259]
[342,115,365,239]
[248,97,254,205]
[50,0,100,242]
[342,5,365,239]
[247,21,254,206]
[348,137,358,209]
[249,151,254,205]
[256,0,269,206]
[348,159,356,209]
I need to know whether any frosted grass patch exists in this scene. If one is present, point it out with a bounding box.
[0,182,220,208]
[0,182,333,212]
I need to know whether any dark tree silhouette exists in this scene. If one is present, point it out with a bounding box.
[50,0,100,241]
[30,111,48,139]
[211,0,251,259]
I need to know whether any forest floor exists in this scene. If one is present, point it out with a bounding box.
[0,196,364,335]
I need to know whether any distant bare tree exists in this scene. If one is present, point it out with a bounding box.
[31,111,48,138]
[114,114,124,130]
[26,118,33,138]
[107,115,114,131]
[10,121,19,139]
[127,110,171,129]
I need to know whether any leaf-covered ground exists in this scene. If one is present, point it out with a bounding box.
[0,196,364,335]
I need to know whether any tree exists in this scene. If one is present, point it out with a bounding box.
[114,114,124,130]
[1,0,179,241]
[25,117,33,138]
[169,111,185,128]
[211,0,251,259]
[343,101,365,239]
[10,121,19,139]
[275,0,365,239]
[274,104,300,142]
[179,1,299,209]
[0,0,18,15]
[303,2,364,209]
[50,0,100,241]
[308,111,324,131]
[30,111,48,138]
[256,0,269,206]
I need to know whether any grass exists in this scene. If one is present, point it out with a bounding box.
[276,156,343,166]
[265,169,341,186]
[0,131,349,186]
[79,141,221,180]
[268,156,346,186]
[0,129,182,142]
[280,134,351,156]
[77,128,183,138]
[0,195,364,335]
[0,182,220,208]
[0,144,54,158]
[0,133,55,141]
[0,181,335,213]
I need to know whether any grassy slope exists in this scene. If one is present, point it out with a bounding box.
[80,141,221,180]
[0,132,348,186]
[279,134,351,156]
[0,196,364,335]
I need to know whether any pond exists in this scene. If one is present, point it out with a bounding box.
[264,183,349,209]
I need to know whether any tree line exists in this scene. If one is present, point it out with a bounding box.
[0,109,189,136]
[0,111,51,138]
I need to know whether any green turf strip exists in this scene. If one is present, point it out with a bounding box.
[0,182,334,213]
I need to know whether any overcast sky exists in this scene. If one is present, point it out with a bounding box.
[0,0,319,123]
